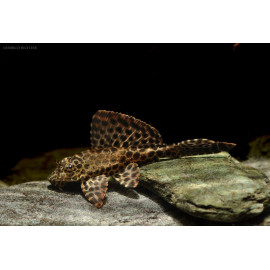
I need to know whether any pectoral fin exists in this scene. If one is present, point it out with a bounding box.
[81,175,109,208]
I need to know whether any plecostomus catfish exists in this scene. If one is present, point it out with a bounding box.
[48,110,236,208]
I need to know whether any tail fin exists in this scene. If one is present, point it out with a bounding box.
[174,138,236,157]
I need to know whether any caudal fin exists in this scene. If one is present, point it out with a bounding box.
[175,138,236,157]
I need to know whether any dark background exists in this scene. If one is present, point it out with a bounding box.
[1,43,269,178]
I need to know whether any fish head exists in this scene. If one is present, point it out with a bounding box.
[48,155,85,185]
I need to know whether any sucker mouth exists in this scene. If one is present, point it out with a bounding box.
[48,171,58,183]
[48,175,54,183]
[48,171,75,184]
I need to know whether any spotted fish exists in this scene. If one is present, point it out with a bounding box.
[48,110,236,208]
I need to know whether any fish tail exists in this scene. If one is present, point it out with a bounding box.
[162,138,236,158]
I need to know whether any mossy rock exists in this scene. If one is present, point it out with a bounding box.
[0,180,8,189]
[248,135,270,158]
[140,152,270,222]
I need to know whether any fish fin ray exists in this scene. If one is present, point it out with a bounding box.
[114,163,140,188]
[90,110,164,148]
[81,175,109,208]
[177,138,236,156]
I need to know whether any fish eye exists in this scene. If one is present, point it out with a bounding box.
[65,163,74,171]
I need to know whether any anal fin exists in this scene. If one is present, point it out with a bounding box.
[114,163,140,188]
[81,175,109,208]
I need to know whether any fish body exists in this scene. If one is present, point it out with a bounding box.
[48,110,235,208]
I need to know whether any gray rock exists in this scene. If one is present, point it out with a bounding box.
[0,181,196,226]
[242,157,270,179]
[139,152,270,223]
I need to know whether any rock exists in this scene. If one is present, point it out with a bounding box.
[242,157,270,179]
[139,152,270,223]
[0,181,197,226]
[239,157,270,225]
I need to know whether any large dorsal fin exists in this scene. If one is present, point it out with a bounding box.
[90,110,164,149]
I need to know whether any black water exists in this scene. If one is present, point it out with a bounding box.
[1,43,269,178]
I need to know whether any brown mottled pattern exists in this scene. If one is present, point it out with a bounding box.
[48,110,236,208]
[114,163,140,188]
[90,110,164,149]
[81,175,108,208]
